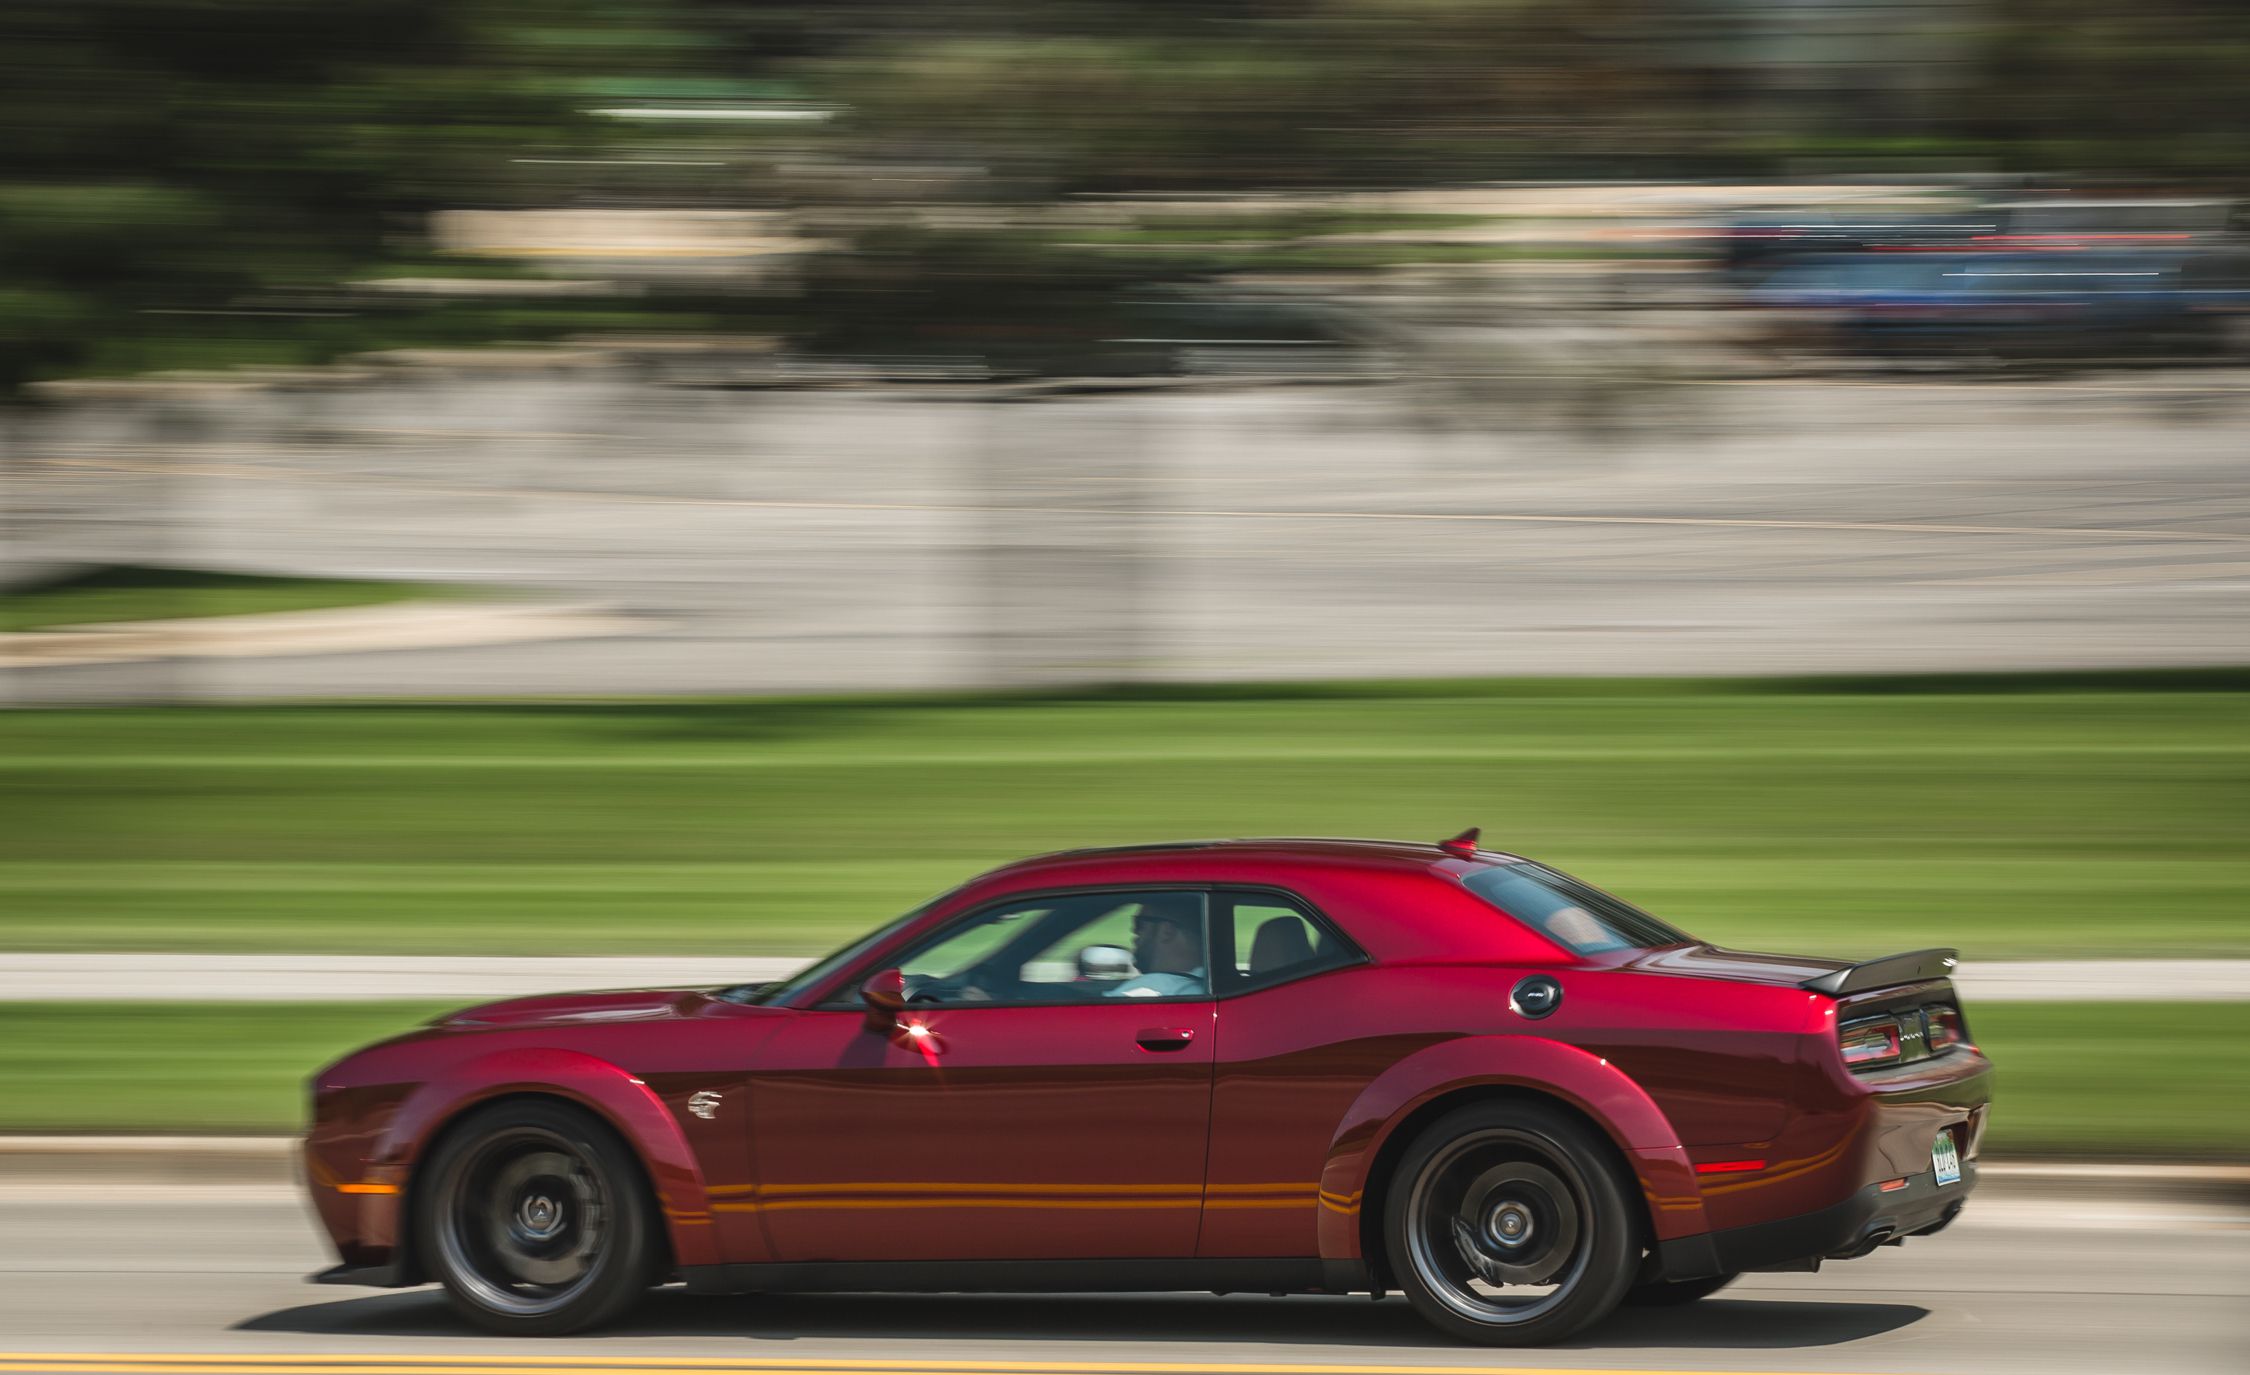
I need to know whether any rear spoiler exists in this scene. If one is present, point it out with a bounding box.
[1801,948,1959,997]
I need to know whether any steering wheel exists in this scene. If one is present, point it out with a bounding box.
[906,969,1013,1004]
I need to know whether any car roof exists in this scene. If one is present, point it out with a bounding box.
[934,836,1568,970]
[993,836,1529,877]
[768,835,1574,1005]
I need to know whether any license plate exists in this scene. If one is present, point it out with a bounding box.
[1932,1132,1962,1187]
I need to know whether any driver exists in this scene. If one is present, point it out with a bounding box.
[1107,896,1207,998]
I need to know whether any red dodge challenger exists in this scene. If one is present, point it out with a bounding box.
[305,832,1992,1345]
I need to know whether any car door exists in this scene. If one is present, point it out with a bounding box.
[1198,887,1377,1260]
[745,888,1218,1261]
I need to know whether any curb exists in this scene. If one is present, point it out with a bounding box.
[1,1137,2243,1199]
[0,1136,298,1185]
[0,599,643,669]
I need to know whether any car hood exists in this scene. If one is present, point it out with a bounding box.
[1613,943,1854,988]
[439,987,711,1028]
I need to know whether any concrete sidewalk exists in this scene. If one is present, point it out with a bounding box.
[4,954,2247,1002]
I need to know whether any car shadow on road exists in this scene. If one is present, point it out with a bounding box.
[238,1288,1928,1351]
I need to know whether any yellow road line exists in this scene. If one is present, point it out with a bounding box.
[0,1368,881,1375]
[0,1368,1926,1375]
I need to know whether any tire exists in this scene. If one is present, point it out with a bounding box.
[1623,1272,1738,1306]
[416,1099,659,1336]
[1382,1100,1641,1346]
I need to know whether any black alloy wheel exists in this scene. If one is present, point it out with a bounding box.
[1384,1100,1640,1345]
[418,1100,658,1335]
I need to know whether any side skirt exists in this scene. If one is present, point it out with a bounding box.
[310,1261,409,1288]
[680,1258,1369,1297]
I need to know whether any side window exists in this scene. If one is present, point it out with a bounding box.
[900,903,1042,982]
[886,890,1212,1006]
[1218,891,1358,994]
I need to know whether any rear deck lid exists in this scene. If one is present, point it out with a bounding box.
[1614,943,1856,987]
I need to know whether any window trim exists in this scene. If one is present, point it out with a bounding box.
[1210,885,1368,997]
[803,881,1369,1011]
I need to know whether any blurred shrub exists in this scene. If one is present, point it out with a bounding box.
[0,0,607,391]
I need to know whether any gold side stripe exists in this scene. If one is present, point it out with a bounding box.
[702,1182,1317,1199]
[715,1198,1201,1214]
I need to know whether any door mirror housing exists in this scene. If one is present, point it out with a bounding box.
[860,968,908,1027]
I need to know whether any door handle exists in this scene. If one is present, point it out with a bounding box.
[1135,1027,1196,1052]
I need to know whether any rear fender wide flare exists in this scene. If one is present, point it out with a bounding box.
[377,1046,720,1269]
[1315,1035,1707,1260]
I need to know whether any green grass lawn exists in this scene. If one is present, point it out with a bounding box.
[0,565,457,632]
[0,1000,2236,1157]
[1,681,2245,959]
[1967,1002,2250,1158]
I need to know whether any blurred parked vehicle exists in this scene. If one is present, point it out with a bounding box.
[1749,247,2248,358]
[1108,287,1397,378]
[1716,210,1991,281]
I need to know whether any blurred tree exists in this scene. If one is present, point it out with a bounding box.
[7,0,2244,394]
[813,0,1691,194]
[0,0,611,393]
[762,1,1698,366]
[1962,0,2250,180]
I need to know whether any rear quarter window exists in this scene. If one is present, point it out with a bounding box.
[1461,862,1691,955]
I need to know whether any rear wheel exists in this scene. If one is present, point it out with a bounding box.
[1383,1101,1640,1346]
[417,1099,658,1335]
[1624,1272,1739,1306]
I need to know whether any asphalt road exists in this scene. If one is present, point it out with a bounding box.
[6,955,2250,1002]
[12,370,2250,699]
[0,1184,2241,1375]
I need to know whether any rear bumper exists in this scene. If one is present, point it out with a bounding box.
[1659,1157,1975,1281]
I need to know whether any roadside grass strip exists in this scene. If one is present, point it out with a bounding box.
[2,686,2246,959]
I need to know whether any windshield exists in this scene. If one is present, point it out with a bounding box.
[1462,862,1692,954]
[735,890,957,1005]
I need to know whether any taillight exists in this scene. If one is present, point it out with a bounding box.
[1924,1004,1966,1053]
[1839,1017,1903,1067]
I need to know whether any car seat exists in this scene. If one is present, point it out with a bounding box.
[1249,916,1315,976]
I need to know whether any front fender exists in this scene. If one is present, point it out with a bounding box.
[1316,1035,1707,1261]
[377,1046,719,1270]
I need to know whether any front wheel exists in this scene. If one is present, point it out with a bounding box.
[1383,1100,1640,1345]
[417,1099,659,1335]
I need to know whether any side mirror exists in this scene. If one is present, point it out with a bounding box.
[860,968,908,1028]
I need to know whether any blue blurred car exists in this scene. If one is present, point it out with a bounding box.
[1751,250,2246,354]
